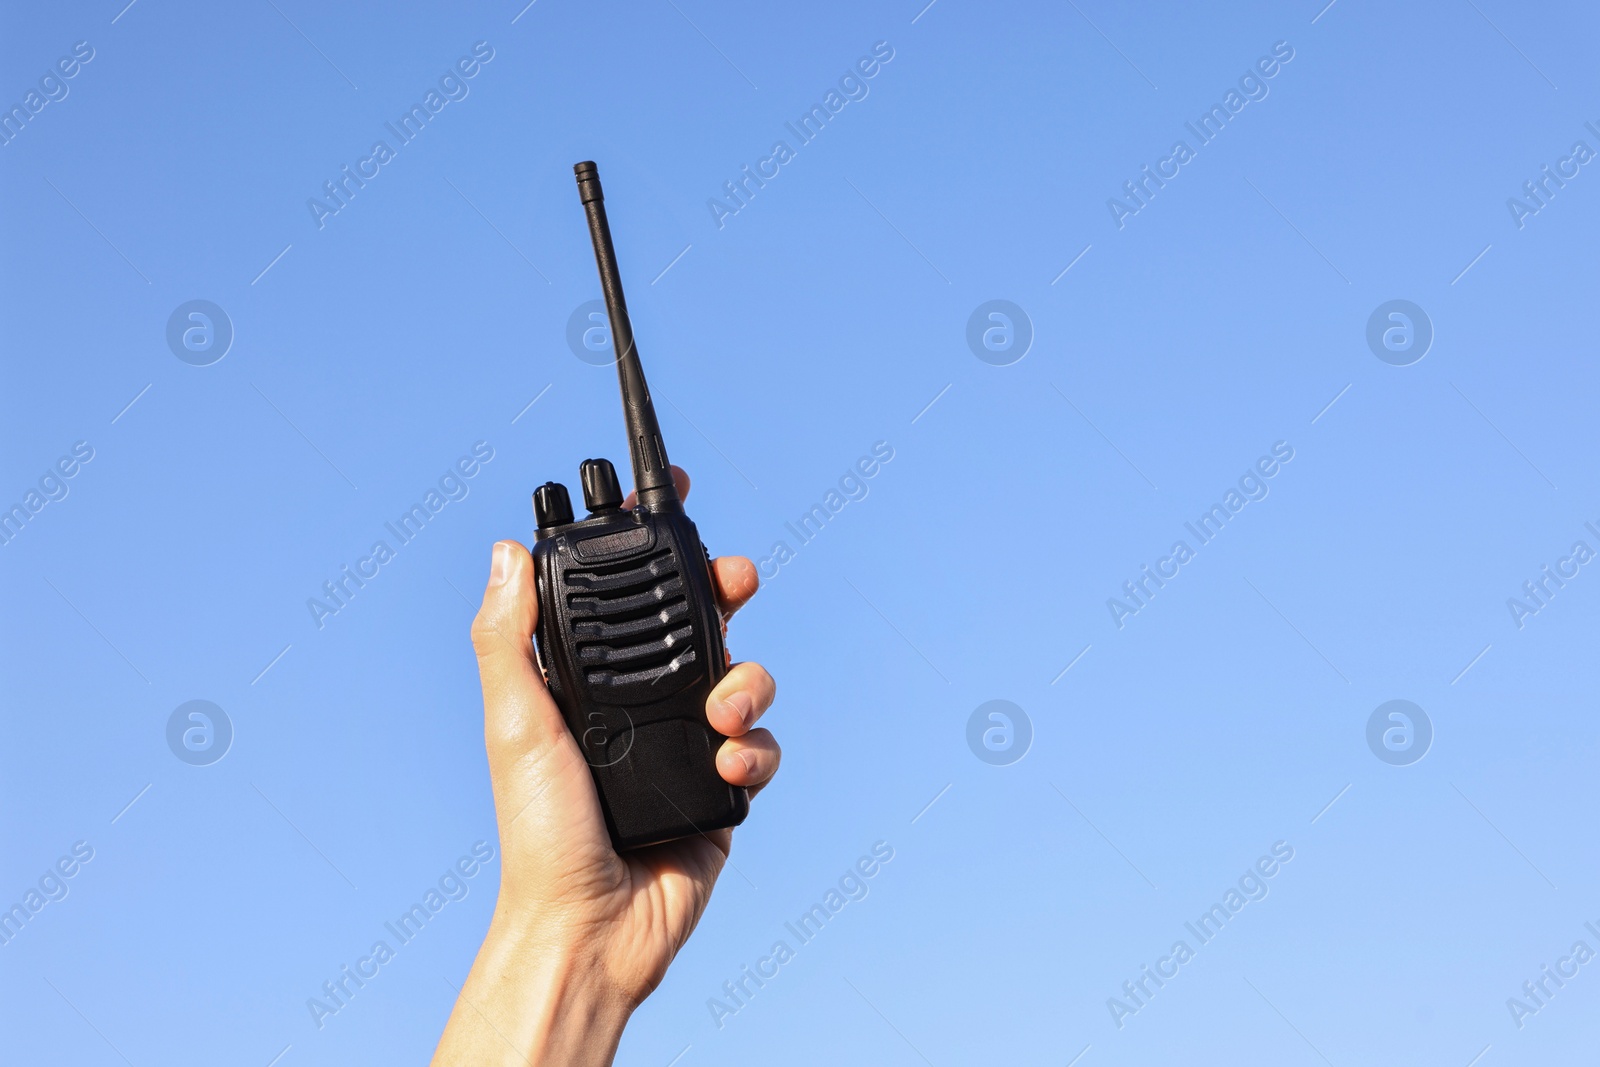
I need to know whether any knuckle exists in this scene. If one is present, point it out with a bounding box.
[729,661,770,695]
[750,663,776,699]
[469,610,502,658]
[731,559,759,598]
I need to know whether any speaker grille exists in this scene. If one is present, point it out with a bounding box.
[566,550,696,688]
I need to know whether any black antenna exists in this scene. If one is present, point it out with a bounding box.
[574,161,678,509]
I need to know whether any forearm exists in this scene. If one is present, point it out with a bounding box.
[433,913,633,1067]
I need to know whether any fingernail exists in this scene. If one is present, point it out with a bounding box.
[489,542,511,587]
[724,748,755,776]
[720,693,753,727]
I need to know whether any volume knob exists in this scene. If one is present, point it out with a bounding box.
[534,482,574,529]
[580,458,624,512]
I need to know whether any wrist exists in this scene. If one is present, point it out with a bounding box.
[434,910,633,1067]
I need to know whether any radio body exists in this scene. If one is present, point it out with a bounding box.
[529,162,749,851]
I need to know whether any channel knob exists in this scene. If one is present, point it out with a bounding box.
[580,458,624,512]
[534,482,574,529]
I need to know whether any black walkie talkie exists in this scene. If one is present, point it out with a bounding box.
[530,161,749,851]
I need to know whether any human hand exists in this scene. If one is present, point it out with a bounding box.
[432,466,778,1067]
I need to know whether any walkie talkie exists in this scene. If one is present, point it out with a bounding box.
[530,161,749,851]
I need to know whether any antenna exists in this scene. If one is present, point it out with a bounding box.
[574,161,679,510]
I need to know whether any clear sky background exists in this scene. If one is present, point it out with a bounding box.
[3,1,1598,1064]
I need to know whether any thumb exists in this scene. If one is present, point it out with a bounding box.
[471,540,566,765]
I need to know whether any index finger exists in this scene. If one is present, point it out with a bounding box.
[620,464,691,509]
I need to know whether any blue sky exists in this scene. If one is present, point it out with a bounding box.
[2,1,1598,1064]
